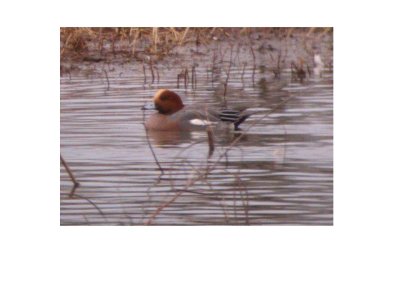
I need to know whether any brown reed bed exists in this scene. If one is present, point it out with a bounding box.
[60,27,332,63]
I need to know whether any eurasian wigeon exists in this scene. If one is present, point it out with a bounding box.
[142,89,251,131]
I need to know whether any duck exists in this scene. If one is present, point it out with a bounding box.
[142,89,251,131]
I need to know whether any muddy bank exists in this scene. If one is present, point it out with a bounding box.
[60,27,333,83]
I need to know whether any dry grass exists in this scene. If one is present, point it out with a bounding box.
[60,27,333,62]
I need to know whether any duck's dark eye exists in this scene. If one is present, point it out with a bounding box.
[160,95,168,101]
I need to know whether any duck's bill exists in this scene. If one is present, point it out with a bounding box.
[141,103,156,110]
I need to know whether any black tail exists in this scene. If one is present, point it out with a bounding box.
[219,110,251,130]
[233,114,251,130]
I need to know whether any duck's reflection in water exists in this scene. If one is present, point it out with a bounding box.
[145,127,251,148]
[146,130,196,147]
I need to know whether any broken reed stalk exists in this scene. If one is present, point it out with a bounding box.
[179,27,190,45]
[276,51,282,78]
[206,126,215,158]
[149,60,155,84]
[142,111,164,175]
[169,27,179,42]
[60,155,80,188]
[130,28,140,56]
[306,64,312,77]
[291,61,306,83]
[152,27,158,53]
[249,45,256,86]
[103,69,110,90]
[185,69,189,89]
[111,31,116,55]
[145,97,291,225]
[270,50,283,79]
[191,65,197,89]
[241,62,247,84]
[211,48,217,87]
[71,193,106,218]
[222,47,234,105]
[234,43,241,65]
[142,63,147,85]
[154,66,160,83]
[98,29,104,55]
[177,68,189,89]
[145,191,184,225]
[234,174,250,225]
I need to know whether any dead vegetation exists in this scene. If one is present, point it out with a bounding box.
[61,27,332,63]
[61,27,333,88]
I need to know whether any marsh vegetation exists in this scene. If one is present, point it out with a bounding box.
[60,27,333,225]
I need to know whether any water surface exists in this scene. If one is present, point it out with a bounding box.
[60,38,333,225]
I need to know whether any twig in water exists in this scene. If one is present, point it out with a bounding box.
[177,68,189,89]
[222,46,234,105]
[145,191,184,225]
[241,62,247,86]
[142,63,147,85]
[111,30,116,55]
[184,68,188,89]
[191,64,197,89]
[71,193,106,219]
[206,126,215,158]
[154,65,160,83]
[149,59,155,84]
[234,174,250,225]
[249,45,256,86]
[291,60,306,83]
[142,110,164,175]
[103,69,110,91]
[211,48,217,87]
[270,50,283,79]
[60,155,80,196]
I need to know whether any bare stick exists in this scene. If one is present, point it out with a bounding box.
[184,68,188,89]
[142,111,164,175]
[103,69,110,91]
[211,48,217,87]
[206,126,215,158]
[71,193,106,218]
[145,191,184,225]
[154,65,160,83]
[60,155,80,188]
[179,27,190,45]
[191,64,197,89]
[142,63,147,85]
[111,30,117,56]
[223,46,234,104]
[249,45,256,86]
[152,27,158,52]
[241,62,247,85]
[149,60,155,84]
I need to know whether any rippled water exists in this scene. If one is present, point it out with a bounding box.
[60,40,333,225]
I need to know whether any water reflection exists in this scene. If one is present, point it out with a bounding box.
[146,130,195,146]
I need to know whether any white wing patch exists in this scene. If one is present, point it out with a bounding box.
[189,119,216,126]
